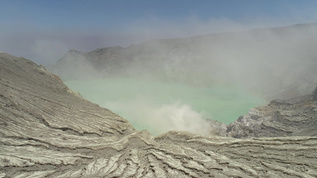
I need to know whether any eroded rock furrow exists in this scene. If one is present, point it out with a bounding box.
[1,53,317,177]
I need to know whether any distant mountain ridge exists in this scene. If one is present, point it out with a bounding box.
[49,23,317,99]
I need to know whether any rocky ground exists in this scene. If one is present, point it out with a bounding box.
[1,53,317,177]
[227,87,317,138]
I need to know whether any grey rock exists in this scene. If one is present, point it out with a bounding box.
[227,92,317,138]
[313,86,317,101]
[1,53,317,177]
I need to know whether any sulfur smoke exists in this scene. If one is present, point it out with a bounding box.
[56,23,317,135]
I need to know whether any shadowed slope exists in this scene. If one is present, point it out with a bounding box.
[1,53,317,177]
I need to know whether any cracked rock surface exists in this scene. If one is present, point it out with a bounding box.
[227,90,317,138]
[1,53,317,177]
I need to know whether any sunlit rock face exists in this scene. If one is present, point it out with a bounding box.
[227,92,317,138]
[1,54,317,177]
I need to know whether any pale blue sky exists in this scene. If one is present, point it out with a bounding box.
[1,0,317,64]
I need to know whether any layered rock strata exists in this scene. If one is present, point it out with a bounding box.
[1,53,317,177]
[227,90,317,138]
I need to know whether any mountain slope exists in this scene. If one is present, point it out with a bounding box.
[50,23,317,99]
[1,53,317,177]
[227,87,317,138]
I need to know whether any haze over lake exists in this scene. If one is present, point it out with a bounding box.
[65,78,266,135]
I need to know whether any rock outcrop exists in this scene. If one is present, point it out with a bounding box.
[1,53,317,177]
[227,91,317,138]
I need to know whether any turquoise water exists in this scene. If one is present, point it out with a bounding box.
[65,78,266,135]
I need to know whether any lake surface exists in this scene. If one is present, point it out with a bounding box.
[65,78,266,135]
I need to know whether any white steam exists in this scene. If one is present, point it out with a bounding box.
[104,98,212,136]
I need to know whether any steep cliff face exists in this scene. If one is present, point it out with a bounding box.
[1,53,317,177]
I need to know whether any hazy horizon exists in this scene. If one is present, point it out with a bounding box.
[2,0,317,135]
[1,0,317,64]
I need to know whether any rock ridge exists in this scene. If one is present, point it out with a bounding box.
[1,53,317,177]
[49,23,317,99]
[227,90,317,138]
